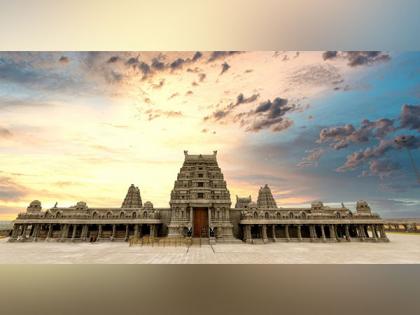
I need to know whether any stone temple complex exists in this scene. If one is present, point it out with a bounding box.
[9,151,389,243]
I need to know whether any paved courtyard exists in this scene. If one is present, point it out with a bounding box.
[0,233,419,264]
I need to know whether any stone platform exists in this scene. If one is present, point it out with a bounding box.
[0,233,419,264]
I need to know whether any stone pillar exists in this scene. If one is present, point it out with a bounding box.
[297,225,302,241]
[71,224,77,241]
[371,225,378,240]
[125,225,129,241]
[208,208,212,227]
[345,225,350,241]
[111,224,116,241]
[82,225,88,241]
[32,224,40,241]
[379,225,388,241]
[262,225,268,243]
[320,225,326,241]
[189,207,193,223]
[150,225,155,240]
[59,224,66,241]
[98,225,103,240]
[244,225,252,243]
[285,225,290,241]
[217,225,223,239]
[329,225,335,241]
[309,225,316,241]
[10,225,19,240]
[375,225,380,238]
[272,225,277,241]
[134,224,139,239]
[47,224,53,239]
[356,225,364,241]
[21,224,28,239]
[334,225,340,241]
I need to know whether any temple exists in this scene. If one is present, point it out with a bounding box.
[9,151,389,243]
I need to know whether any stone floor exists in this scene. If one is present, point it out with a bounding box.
[0,233,419,264]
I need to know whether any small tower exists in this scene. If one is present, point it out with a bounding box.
[122,184,143,208]
[257,184,277,209]
[27,200,42,213]
[235,195,252,208]
[356,200,371,214]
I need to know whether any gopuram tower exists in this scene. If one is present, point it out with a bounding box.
[167,150,235,241]
[257,184,278,209]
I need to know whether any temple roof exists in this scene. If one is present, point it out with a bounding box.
[257,184,277,209]
[183,150,218,161]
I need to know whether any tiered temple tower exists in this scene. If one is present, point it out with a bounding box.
[121,184,142,208]
[168,150,235,241]
[257,184,277,209]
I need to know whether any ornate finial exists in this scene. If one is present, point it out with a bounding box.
[54,202,58,208]
[213,150,217,156]
[184,150,188,156]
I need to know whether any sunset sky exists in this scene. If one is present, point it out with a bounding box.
[0,51,419,219]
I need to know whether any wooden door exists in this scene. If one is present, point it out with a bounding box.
[193,208,208,237]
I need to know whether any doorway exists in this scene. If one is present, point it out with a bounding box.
[193,207,208,237]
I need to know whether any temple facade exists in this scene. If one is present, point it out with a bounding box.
[9,151,389,243]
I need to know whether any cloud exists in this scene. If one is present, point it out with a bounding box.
[287,64,342,86]
[0,176,28,201]
[208,51,241,62]
[400,104,420,131]
[170,58,186,71]
[322,51,338,60]
[205,96,296,133]
[192,51,202,62]
[364,159,400,179]
[318,118,395,149]
[235,93,259,105]
[297,148,325,168]
[220,62,230,75]
[145,109,183,121]
[198,73,206,82]
[345,51,390,67]
[0,126,12,138]
[244,97,295,132]
[336,135,420,172]
[168,92,179,100]
[322,51,391,67]
[58,56,69,64]
[107,56,120,63]
[204,93,260,122]
[151,57,165,70]
[152,79,165,89]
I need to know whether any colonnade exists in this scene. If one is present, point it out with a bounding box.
[9,223,159,242]
[384,223,419,233]
[242,224,388,243]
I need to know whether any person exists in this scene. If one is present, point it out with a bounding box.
[209,226,215,237]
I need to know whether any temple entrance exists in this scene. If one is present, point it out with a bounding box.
[193,207,208,237]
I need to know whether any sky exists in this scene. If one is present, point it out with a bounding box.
[0,51,419,220]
